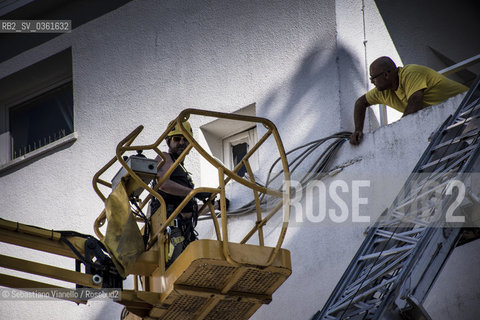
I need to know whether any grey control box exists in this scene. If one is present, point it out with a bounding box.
[111,155,158,197]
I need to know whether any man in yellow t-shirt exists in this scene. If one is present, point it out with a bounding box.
[350,56,468,145]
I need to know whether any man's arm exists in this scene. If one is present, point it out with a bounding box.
[158,179,192,196]
[402,90,424,117]
[156,153,192,196]
[350,94,371,145]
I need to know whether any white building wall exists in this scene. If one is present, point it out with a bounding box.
[0,0,478,319]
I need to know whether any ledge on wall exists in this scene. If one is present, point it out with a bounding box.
[0,132,78,174]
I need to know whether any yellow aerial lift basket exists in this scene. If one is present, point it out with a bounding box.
[92,108,292,320]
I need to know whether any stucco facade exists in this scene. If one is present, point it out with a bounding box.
[0,0,479,319]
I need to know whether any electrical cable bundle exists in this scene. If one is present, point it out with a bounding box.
[199,131,352,219]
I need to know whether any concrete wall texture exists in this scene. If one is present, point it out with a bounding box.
[0,0,479,319]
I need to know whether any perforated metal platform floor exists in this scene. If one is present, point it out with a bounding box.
[122,239,292,320]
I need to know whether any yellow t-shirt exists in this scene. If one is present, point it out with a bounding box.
[365,64,468,113]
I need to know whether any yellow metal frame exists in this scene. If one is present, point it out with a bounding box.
[91,108,292,319]
[92,108,291,272]
[0,218,101,304]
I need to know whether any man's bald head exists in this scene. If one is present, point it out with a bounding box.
[369,56,398,91]
[370,56,397,72]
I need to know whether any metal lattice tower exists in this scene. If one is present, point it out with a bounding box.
[314,76,480,320]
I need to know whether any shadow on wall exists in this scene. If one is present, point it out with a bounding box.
[259,42,365,148]
[250,43,382,320]
[336,44,379,132]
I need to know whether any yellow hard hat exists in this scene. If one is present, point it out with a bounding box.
[167,120,193,137]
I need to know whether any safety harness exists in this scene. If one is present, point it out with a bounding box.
[150,153,199,267]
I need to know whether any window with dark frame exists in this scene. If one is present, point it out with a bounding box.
[0,48,73,166]
[231,141,248,177]
[199,104,258,181]
[9,82,73,159]
[222,127,257,178]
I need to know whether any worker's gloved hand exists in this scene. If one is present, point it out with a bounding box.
[195,192,213,202]
[214,197,230,211]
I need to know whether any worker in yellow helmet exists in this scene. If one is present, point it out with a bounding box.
[150,120,210,266]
